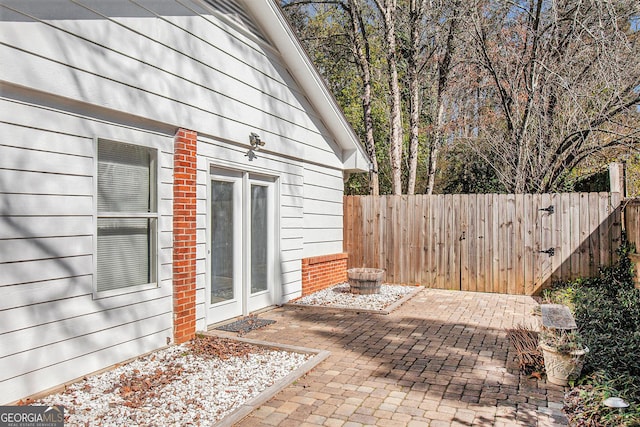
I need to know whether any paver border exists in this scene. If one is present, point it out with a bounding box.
[201,331,330,427]
[284,284,423,314]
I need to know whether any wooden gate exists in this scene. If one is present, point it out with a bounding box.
[343,193,623,295]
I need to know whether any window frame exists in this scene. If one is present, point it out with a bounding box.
[93,137,160,299]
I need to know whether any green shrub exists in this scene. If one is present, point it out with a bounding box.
[546,241,640,411]
[565,371,640,426]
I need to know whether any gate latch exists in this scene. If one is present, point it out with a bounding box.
[539,205,554,214]
[538,248,555,257]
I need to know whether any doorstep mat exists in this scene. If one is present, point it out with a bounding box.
[215,317,276,333]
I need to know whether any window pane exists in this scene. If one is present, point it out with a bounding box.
[251,185,268,294]
[98,140,152,212]
[211,181,235,304]
[97,218,154,292]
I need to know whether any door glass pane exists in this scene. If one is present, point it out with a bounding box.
[251,185,268,293]
[211,181,235,304]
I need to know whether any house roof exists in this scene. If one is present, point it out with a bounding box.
[238,0,371,173]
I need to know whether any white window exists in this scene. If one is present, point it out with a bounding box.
[96,139,158,295]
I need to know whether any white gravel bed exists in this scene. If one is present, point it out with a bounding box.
[33,341,310,426]
[292,283,417,311]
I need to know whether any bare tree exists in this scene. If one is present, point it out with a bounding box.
[345,0,381,195]
[374,0,404,194]
[404,0,427,195]
[282,0,382,195]
[424,0,463,194]
[467,0,640,193]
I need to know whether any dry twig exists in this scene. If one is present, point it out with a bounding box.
[507,324,544,375]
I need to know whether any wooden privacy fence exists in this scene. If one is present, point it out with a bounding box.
[344,193,623,295]
[626,198,640,251]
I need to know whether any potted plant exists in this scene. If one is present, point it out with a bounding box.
[539,327,589,386]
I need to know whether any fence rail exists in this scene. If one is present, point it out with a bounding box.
[344,193,623,295]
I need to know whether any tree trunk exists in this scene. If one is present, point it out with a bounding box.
[363,77,380,195]
[406,0,426,195]
[347,0,380,195]
[426,102,444,194]
[426,2,459,194]
[375,0,403,195]
[407,76,420,195]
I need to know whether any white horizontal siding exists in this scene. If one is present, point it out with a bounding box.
[304,228,344,245]
[196,133,305,322]
[304,241,344,258]
[0,121,94,157]
[0,0,352,404]
[0,101,174,404]
[0,144,93,177]
[0,297,172,360]
[0,194,93,216]
[0,0,345,169]
[1,333,168,407]
[0,313,170,383]
[0,169,94,196]
[195,277,207,332]
[303,164,344,257]
[0,269,173,333]
[0,216,93,240]
[305,214,343,229]
[0,256,93,288]
[0,236,92,264]
[0,276,91,312]
[282,280,302,299]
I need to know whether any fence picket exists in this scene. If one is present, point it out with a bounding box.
[514,194,524,295]
[626,199,640,252]
[570,193,581,279]
[506,194,516,294]
[610,192,622,264]
[467,194,477,292]
[344,192,620,295]
[588,193,600,277]
[479,194,489,292]
[551,193,562,283]
[428,195,438,287]
[498,194,508,294]
[490,194,500,293]
[523,194,534,295]
[560,194,571,281]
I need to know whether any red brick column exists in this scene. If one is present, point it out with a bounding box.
[173,128,197,344]
[301,253,349,295]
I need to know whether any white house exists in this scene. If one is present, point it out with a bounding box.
[0,0,369,404]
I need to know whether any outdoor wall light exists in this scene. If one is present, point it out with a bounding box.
[249,132,266,149]
[245,132,265,161]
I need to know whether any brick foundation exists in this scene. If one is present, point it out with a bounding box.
[173,128,197,344]
[301,253,348,295]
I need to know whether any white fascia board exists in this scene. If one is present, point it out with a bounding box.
[239,0,370,173]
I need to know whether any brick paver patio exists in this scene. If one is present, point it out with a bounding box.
[233,288,568,426]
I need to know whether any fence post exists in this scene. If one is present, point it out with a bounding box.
[609,162,626,197]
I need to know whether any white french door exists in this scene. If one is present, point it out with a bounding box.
[207,168,275,325]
